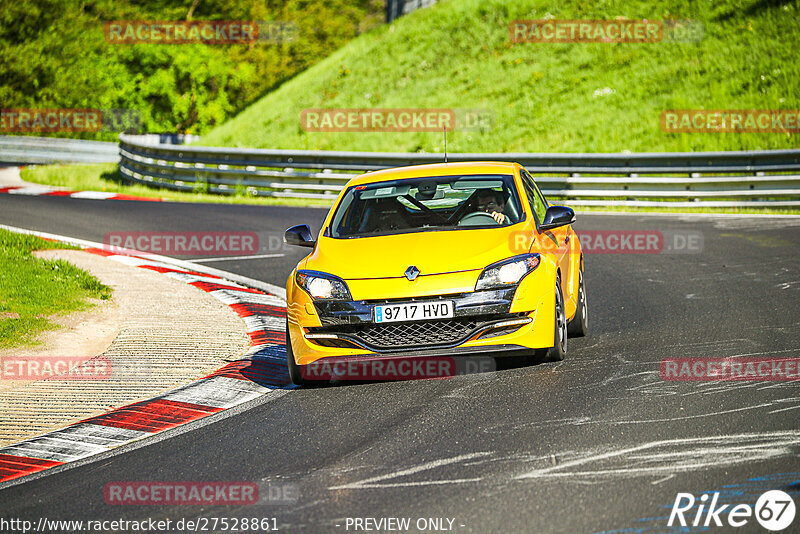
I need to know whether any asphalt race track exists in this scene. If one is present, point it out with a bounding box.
[1,193,799,533]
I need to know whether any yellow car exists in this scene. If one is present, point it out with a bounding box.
[283,161,587,385]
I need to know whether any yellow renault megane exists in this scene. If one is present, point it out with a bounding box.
[283,161,587,385]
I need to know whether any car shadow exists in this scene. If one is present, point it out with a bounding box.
[294,351,552,388]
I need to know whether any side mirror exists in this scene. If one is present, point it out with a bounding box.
[284,224,316,248]
[539,206,575,231]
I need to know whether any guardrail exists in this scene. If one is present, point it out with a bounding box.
[0,134,204,166]
[0,135,119,165]
[119,135,800,207]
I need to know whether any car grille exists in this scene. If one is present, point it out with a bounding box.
[312,318,483,351]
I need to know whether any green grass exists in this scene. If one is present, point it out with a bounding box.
[200,0,800,153]
[0,229,112,349]
[19,164,334,208]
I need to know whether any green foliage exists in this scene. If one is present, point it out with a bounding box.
[0,0,384,139]
[201,0,800,153]
[192,175,210,193]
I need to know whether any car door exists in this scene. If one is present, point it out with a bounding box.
[519,168,547,244]
[521,169,572,296]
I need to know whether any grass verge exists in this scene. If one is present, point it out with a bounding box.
[0,229,112,349]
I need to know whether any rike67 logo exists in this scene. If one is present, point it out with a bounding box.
[669,490,796,531]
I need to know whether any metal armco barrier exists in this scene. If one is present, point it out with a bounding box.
[118,134,800,207]
[0,135,119,165]
[0,134,200,166]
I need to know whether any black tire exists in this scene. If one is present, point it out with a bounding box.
[286,323,330,387]
[286,328,306,386]
[567,264,588,338]
[536,273,567,362]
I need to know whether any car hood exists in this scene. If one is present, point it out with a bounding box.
[303,225,529,280]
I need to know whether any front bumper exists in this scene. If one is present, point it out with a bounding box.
[288,287,555,365]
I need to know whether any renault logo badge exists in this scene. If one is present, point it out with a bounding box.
[405,265,420,281]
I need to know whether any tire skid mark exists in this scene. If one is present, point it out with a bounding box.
[516,431,800,482]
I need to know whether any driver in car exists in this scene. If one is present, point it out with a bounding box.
[474,189,507,224]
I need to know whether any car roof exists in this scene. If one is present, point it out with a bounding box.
[348,161,521,187]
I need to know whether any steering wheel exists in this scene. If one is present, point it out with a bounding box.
[457,211,499,226]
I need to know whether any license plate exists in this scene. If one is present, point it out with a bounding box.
[373,300,454,323]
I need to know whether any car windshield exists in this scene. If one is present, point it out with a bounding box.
[329,174,525,238]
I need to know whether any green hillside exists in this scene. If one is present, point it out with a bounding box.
[201,0,800,153]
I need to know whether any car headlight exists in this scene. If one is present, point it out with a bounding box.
[296,270,351,300]
[475,254,540,291]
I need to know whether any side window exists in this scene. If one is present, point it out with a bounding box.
[532,178,549,212]
[521,169,547,225]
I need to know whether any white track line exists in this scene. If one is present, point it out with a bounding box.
[186,253,285,263]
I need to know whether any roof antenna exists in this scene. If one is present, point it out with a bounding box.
[443,127,448,163]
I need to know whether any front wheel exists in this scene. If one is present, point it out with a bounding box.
[286,328,306,386]
[536,273,567,362]
[286,324,329,387]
